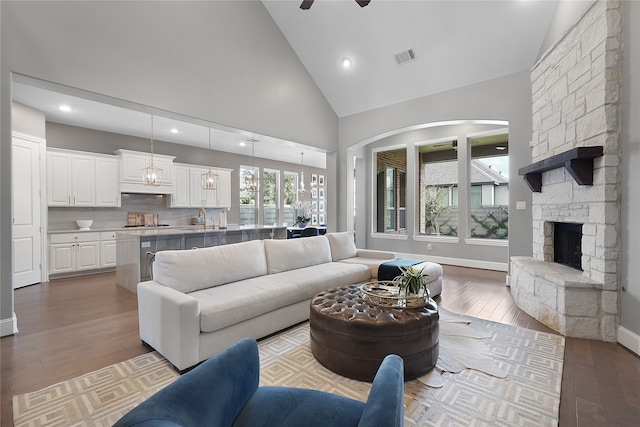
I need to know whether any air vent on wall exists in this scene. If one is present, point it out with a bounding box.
[394,48,416,65]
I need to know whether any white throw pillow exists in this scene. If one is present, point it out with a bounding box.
[325,231,358,261]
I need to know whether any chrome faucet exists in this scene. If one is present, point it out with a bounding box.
[197,208,207,229]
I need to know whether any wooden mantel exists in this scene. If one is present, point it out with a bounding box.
[518,146,604,192]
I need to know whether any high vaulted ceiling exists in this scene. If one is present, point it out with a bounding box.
[11,1,559,165]
[263,0,559,117]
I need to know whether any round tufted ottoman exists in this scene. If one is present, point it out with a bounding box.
[309,285,439,382]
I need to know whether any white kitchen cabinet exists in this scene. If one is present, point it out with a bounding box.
[95,156,121,207]
[189,167,217,207]
[100,231,117,268]
[49,232,100,275]
[115,149,175,194]
[47,150,96,207]
[214,169,232,208]
[187,167,232,208]
[171,164,190,207]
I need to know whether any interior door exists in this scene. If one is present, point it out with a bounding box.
[12,135,43,288]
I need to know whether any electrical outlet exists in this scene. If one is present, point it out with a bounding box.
[516,201,526,210]
[427,244,433,250]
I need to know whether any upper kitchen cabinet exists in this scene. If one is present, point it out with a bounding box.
[171,164,190,208]
[214,169,232,208]
[115,149,175,194]
[181,165,232,208]
[47,149,96,207]
[47,148,121,207]
[95,155,120,207]
[189,166,217,207]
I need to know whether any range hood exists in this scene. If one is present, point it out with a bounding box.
[115,149,175,195]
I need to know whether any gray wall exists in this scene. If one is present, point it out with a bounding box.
[338,71,533,266]
[620,0,640,337]
[0,1,337,333]
[12,102,45,138]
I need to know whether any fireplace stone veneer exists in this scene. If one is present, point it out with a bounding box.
[509,1,622,342]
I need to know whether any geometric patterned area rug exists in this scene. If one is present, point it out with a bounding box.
[13,310,564,427]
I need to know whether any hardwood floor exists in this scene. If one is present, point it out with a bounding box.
[1,266,639,426]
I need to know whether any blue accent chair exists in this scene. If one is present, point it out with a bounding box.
[113,337,404,427]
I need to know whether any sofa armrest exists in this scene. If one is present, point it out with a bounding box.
[356,249,397,260]
[358,354,404,427]
[137,281,201,371]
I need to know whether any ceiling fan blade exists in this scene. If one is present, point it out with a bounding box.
[355,0,371,7]
[300,0,314,10]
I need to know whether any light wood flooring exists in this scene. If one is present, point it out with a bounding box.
[1,266,639,426]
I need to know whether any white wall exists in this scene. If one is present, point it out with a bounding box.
[0,1,337,334]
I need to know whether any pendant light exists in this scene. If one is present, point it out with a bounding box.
[297,152,309,194]
[142,114,163,186]
[243,138,259,193]
[201,128,218,190]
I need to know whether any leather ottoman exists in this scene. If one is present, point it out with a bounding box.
[310,285,439,382]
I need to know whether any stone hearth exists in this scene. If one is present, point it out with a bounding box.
[509,1,622,342]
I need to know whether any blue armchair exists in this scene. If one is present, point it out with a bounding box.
[114,337,404,427]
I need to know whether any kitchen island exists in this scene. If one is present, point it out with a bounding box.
[116,225,287,293]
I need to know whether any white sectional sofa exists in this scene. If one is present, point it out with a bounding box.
[137,232,396,371]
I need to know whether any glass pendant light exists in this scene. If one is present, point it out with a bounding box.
[142,114,163,186]
[297,152,309,194]
[202,128,218,190]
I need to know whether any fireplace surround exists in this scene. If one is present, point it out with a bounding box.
[509,1,622,342]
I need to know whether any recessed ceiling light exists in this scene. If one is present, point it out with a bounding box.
[496,146,507,151]
[170,128,179,134]
[59,105,72,112]
[342,58,352,68]
[239,141,247,147]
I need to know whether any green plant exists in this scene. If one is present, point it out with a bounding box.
[470,207,508,239]
[392,264,429,297]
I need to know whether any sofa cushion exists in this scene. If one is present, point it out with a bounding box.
[263,236,332,274]
[191,262,370,333]
[325,232,358,261]
[338,257,392,279]
[154,240,268,293]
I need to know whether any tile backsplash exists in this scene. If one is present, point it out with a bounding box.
[48,193,225,231]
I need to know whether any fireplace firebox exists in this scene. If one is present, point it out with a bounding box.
[554,222,583,271]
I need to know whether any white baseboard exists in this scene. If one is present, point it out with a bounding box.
[618,325,640,357]
[0,313,18,337]
[397,253,508,272]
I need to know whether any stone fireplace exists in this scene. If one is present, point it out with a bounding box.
[509,1,622,342]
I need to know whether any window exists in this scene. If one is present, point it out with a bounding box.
[469,133,509,239]
[239,165,258,225]
[418,140,458,236]
[262,169,279,226]
[283,171,297,225]
[375,148,406,234]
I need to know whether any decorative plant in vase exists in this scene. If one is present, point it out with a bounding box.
[392,264,430,301]
[292,200,312,228]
